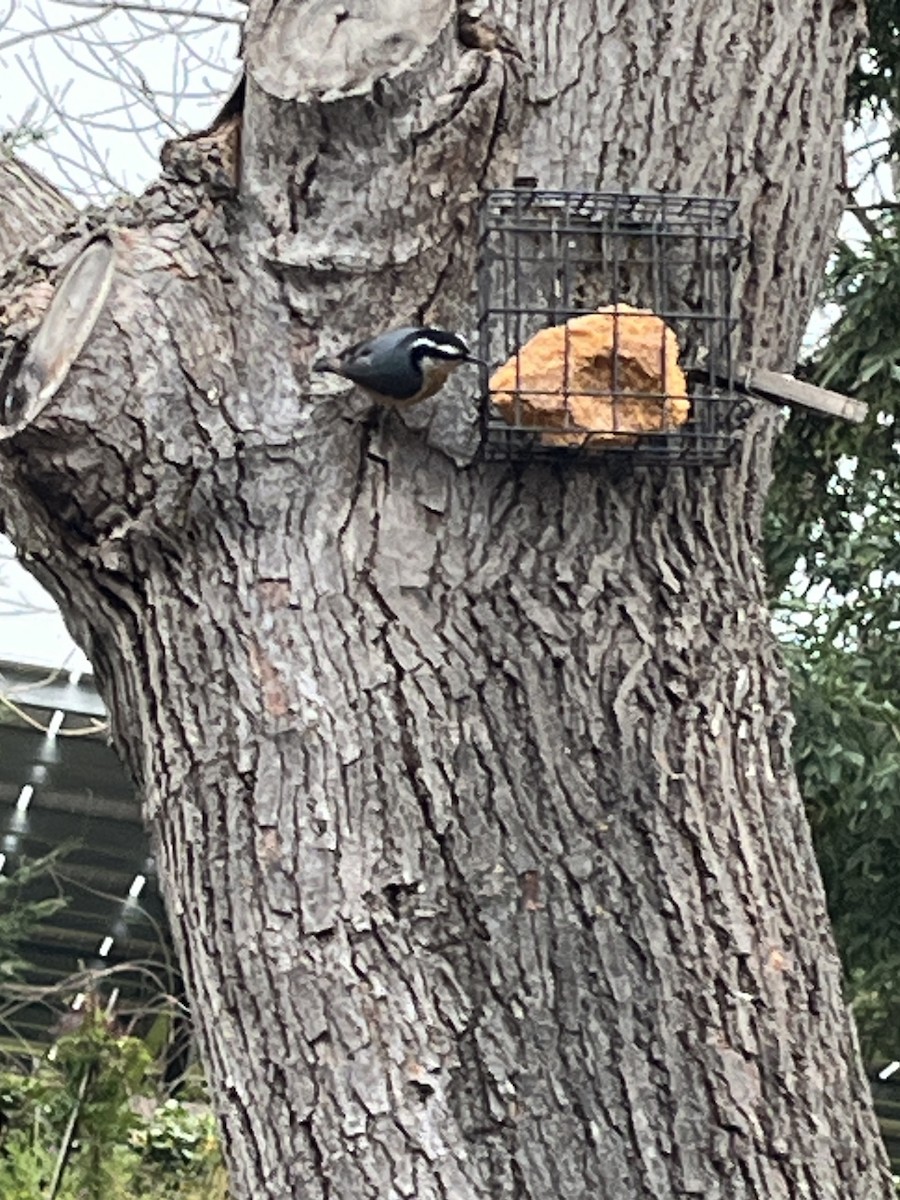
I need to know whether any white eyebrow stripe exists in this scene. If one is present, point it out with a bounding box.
[408,336,469,358]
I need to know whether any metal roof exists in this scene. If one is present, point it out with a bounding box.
[0,659,176,1046]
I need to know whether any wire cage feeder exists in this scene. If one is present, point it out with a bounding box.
[476,189,744,465]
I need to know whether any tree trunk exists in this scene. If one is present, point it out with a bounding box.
[0,2,892,1197]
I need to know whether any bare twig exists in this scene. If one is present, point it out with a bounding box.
[59,0,241,23]
[1,0,240,199]
[0,8,115,52]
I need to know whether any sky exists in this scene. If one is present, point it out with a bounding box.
[1,0,242,200]
[0,535,91,670]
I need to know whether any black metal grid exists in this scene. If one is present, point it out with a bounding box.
[475,189,743,465]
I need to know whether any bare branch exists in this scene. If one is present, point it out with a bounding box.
[57,0,241,24]
[1,0,241,198]
[0,8,115,52]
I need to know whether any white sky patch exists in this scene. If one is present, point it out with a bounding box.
[1,0,243,201]
[0,535,90,668]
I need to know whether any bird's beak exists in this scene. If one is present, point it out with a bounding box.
[465,354,489,367]
[313,355,342,375]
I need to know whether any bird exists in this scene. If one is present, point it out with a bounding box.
[313,326,485,408]
[457,8,527,62]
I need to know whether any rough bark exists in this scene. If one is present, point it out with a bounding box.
[0,156,75,265]
[0,2,892,1198]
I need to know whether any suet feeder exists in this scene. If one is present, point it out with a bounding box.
[475,189,744,465]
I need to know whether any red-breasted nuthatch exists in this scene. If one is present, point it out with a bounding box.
[313,326,484,407]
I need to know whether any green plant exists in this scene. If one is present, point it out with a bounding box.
[0,998,226,1199]
[132,1099,227,1198]
[0,854,69,980]
[765,215,900,1064]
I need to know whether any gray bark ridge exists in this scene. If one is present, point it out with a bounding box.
[0,156,75,266]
